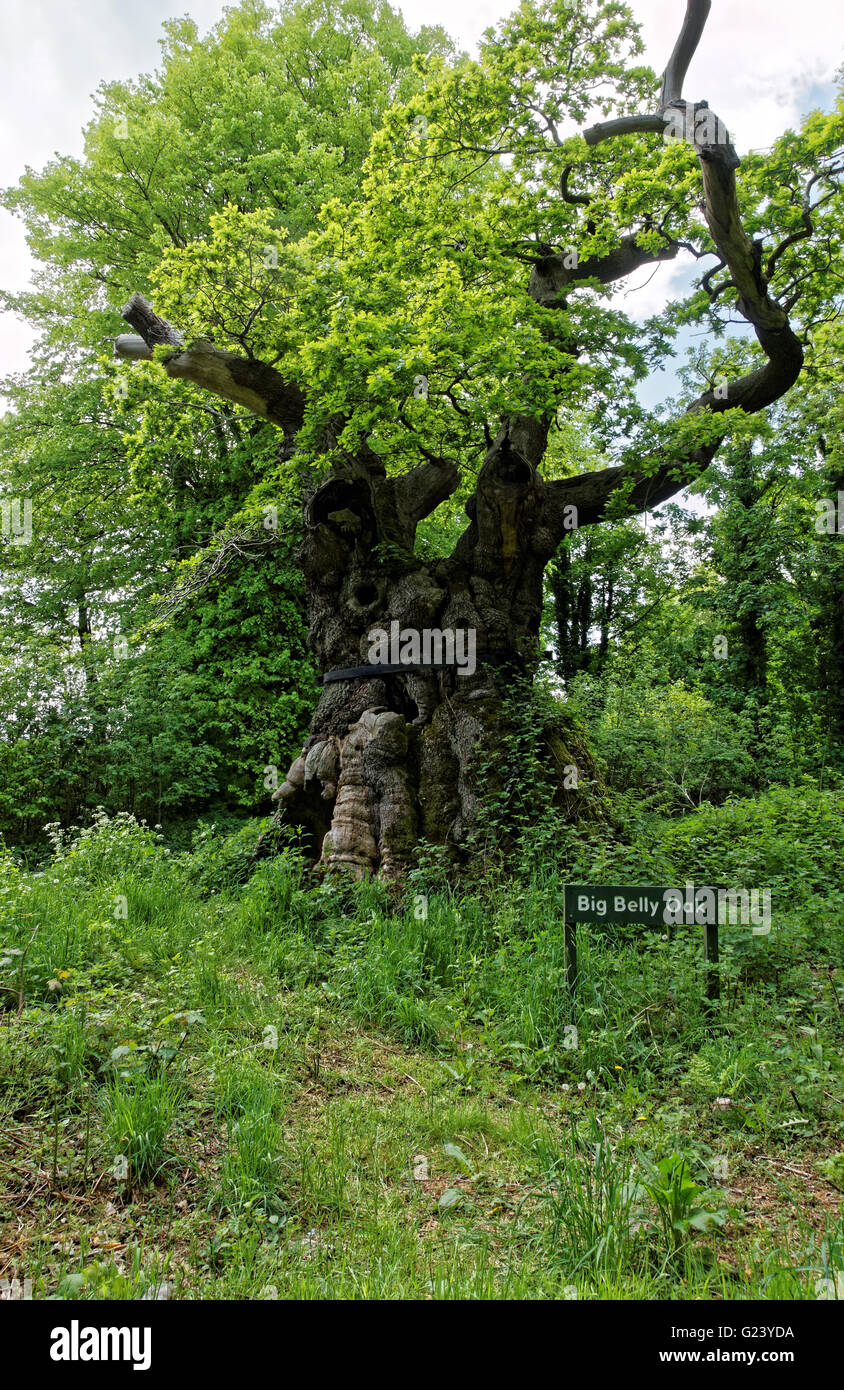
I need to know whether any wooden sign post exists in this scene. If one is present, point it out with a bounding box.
[563,884,724,1007]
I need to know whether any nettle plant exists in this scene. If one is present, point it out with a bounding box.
[106,0,841,876]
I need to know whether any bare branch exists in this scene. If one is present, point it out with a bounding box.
[114,293,305,437]
[765,163,843,280]
[114,333,155,362]
[529,235,679,306]
[121,291,183,349]
[660,0,712,107]
[534,0,807,549]
[701,259,727,299]
[150,527,286,622]
[560,164,592,206]
[585,3,720,155]
[583,113,667,147]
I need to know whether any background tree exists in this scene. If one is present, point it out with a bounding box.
[1,0,449,844]
[791,320,844,765]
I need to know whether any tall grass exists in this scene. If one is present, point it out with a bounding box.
[1,795,842,1300]
[100,1073,184,1184]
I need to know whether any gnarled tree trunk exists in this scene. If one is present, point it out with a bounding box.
[269,423,592,876]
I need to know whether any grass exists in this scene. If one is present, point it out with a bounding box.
[0,796,842,1300]
[100,1073,185,1185]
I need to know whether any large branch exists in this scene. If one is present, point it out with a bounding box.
[538,0,804,546]
[583,113,667,146]
[660,0,711,106]
[393,456,460,532]
[584,2,715,147]
[541,444,716,542]
[114,293,305,437]
[529,235,680,305]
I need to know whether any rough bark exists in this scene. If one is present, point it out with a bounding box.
[117,294,305,444]
[261,436,598,876]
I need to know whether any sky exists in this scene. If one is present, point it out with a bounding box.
[0,0,841,382]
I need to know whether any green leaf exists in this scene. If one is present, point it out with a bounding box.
[443,1142,472,1171]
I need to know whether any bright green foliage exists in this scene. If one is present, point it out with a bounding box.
[100,1073,184,1185]
[3,0,453,340]
[2,0,451,841]
[642,1154,727,1251]
[2,0,843,1307]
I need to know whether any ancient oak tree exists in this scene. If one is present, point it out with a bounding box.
[115,0,841,875]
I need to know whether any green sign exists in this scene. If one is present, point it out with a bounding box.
[563,883,723,1009]
[564,884,724,927]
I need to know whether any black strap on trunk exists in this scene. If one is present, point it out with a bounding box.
[320,652,553,684]
[321,662,441,684]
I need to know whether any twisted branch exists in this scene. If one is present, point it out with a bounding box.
[115,293,305,438]
[538,0,805,544]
